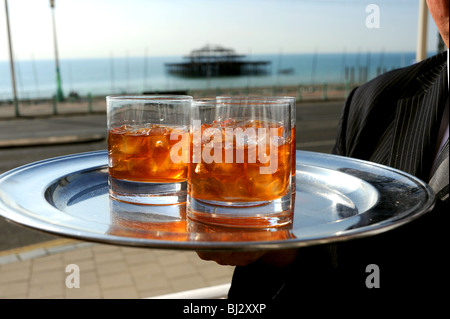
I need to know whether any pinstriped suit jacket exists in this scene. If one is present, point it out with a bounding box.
[327,51,449,297]
[228,52,449,307]
[332,51,448,182]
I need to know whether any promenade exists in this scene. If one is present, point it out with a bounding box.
[0,83,350,119]
[0,91,344,299]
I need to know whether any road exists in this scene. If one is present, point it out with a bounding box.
[0,100,344,251]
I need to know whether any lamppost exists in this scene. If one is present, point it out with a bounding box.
[50,0,64,101]
[4,0,19,116]
[416,0,428,62]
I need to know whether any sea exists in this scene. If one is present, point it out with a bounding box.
[0,51,424,101]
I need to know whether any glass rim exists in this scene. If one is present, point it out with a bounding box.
[193,97,291,107]
[106,95,193,102]
[192,98,217,105]
[215,96,293,106]
[217,95,295,101]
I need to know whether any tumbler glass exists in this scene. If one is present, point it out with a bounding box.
[218,96,296,189]
[107,95,192,205]
[188,97,293,228]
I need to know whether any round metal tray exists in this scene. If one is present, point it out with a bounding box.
[0,150,435,250]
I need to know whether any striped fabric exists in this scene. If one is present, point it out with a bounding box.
[332,51,448,184]
[328,51,450,293]
[429,138,449,201]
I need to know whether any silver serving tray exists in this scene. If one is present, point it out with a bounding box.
[0,150,435,250]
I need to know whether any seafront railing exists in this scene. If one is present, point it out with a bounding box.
[0,83,357,118]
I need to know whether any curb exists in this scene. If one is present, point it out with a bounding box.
[0,238,95,265]
[0,134,106,148]
[0,110,106,121]
[149,283,231,299]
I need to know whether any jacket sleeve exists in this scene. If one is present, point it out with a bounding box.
[331,88,358,157]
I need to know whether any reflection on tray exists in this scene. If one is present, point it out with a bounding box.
[107,198,296,242]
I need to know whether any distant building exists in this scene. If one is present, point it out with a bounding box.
[165,44,270,77]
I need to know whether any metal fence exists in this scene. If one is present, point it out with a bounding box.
[0,83,354,118]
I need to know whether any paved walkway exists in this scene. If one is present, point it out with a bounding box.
[0,238,234,299]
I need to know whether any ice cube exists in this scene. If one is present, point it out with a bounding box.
[121,134,149,155]
[148,135,170,164]
[194,163,209,175]
[212,162,243,176]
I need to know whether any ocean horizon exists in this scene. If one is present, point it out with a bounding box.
[0,51,430,101]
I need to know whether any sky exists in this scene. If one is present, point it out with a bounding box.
[0,0,441,62]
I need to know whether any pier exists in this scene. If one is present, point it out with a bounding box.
[165,44,270,77]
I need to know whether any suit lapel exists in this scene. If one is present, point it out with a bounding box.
[429,138,449,202]
[389,63,448,181]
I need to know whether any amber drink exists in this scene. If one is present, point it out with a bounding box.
[188,98,293,228]
[107,96,192,205]
[108,124,188,182]
[218,96,296,190]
